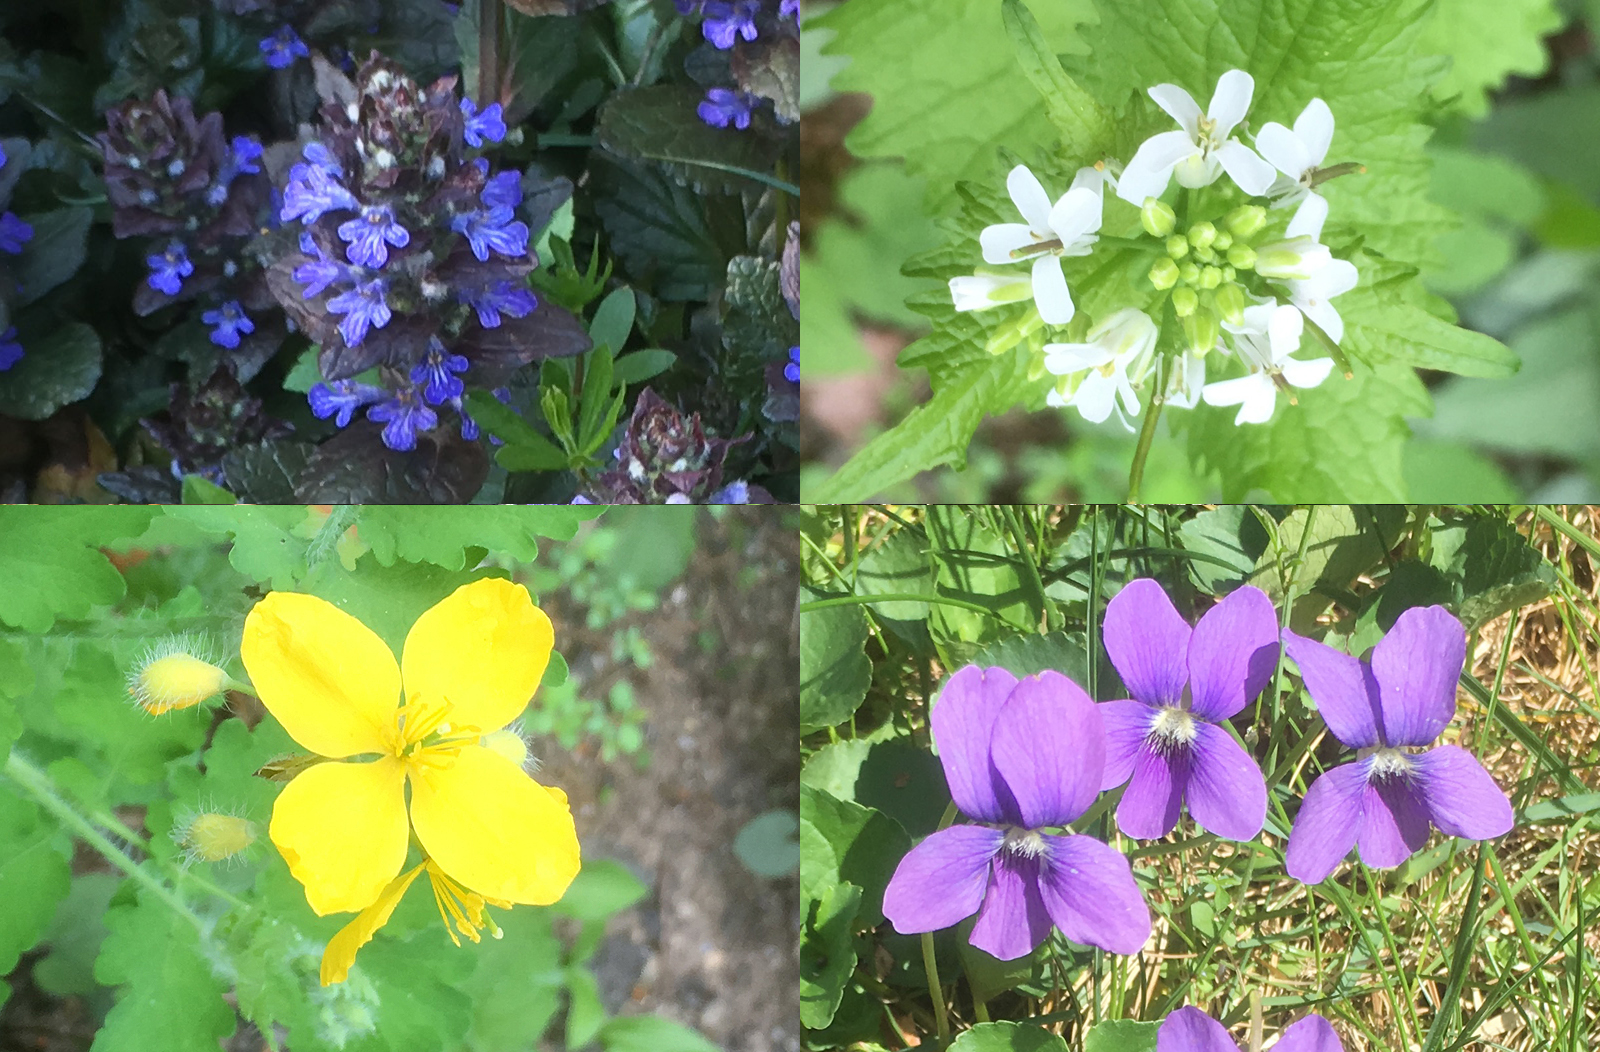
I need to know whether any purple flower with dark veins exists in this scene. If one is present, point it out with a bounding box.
[882,666,1151,960]
[0,327,21,372]
[460,98,507,148]
[480,170,523,211]
[1160,1007,1344,1052]
[410,337,469,405]
[293,232,346,298]
[308,379,385,428]
[338,203,410,268]
[1283,606,1514,884]
[367,385,438,451]
[0,212,33,255]
[202,300,255,349]
[1096,579,1275,841]
[302,142,344,178]
[451,206,529,262]
[698,88,755,130]
[260,25,310,69]
[701,0,760,48]
[449,396,480,441]
[462,280,538,328]
[280,163,358,225]
[146,241,194,295]
[326,278,392,347]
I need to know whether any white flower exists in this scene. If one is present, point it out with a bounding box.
[949,273,1032,312]
[1255,98,1334,240]
[979,164,1102,325]
[1201,303,1332,424]
[1254,234,1333,281]
[1164,349,1207,410]
[1116,70,1277,205]
[1282,257,1358,342]
[1043,308,1157,429]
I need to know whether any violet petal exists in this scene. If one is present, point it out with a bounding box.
[1157,1006,1242,1052]
[989,671,1104,828]
[881,825,1002,935]
[1098,699,1157,791]
[1369,605,1464,747]
[1116,740,1188,839]
[1186,584,1278,721]
[1284,761,1368,883]
[1357,771,1432,868]
[968,849,1052,961]
[1412,744,1514,840]
[1103,578,1192,707]
[929,665,1020,824]
[1037,833,1150,954]
[1282,631,1381,748]
[1273,1015,1346,1052]
[1184,720,1267,841]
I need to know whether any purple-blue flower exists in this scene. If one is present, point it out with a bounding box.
[780,0,798,20]
[673,0,703,14]
[308,379,385,428]
[460,97,507,148]
[146,241,194,295]
[207,136,266,205]
[784,345,799,384]
[293,232,346,299]
[338,203,410,269]
[202,300,255,349]
[1283,606,1514,884]
[1096,579,1275,841]
[280,163,358,225]
[0,212,33,255]
[1160,1007,1344,1052]
[451,206,529,262]
[461,280,538,328]
[697,88,755,130]
[326,278,392,347]
[882,666,1151,960]
[701,0,759,48]
[367,385,438,451]
[411,337,469,405]
[709,481,750,503]
[0,327,21,372]
[302,142,344,178]
[481,170,523,211]
[260,25,310,69]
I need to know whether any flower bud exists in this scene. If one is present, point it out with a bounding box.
[1171,287,1199,317]
[1198,265,1222,290]
[1179,261,1201,285]
[1256,236,1332,281]
[1214,282,1247,325]
[1226,244,1258,270]
[1222,265,1236,282]
[1212,230,1233,251]
[1187,221,1217,250]
[1148,257,1180,290]
[1192,244,1217,264]
[1166,235,1190,260]
[1225,205,1267,239]
[128,641,230,714]
[950,274,1031,312]
[1181,309,1221,355]
[172,810,256,865]
[1140,197,1176,238]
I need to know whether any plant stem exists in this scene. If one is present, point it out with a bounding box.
[921,800,961,1046]
[479,0,503,106]
[1127,384,1166,501]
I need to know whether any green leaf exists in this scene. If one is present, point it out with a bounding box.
[926,504,1033,648]
[800,785,909,928]
[221,442,318,505]
[1521,791,1600,823]
[0,786,72,986]
[588,286,637,354]
[799,880,862,1030]
[733,809,801,878]
[600,1015,721,1052]
[31,873,119,997]
[1342,274,1518,378]
[612,349,677,385]
[949,1021,1070,1052]
[1448,515,1555,627]
[1082,1019,1161,1052]
[1419,0,1561,116]
[800,738,872,803]
[1178,504,1272,593]
[460,905,564,1051]
[1001,0,1113,159]
[800,586,873,731]
[462,390,573,472]
[551,859,649,922]
[564,965,606,1050]
[1247,504,1407,607]
[591,156,734,302]
[0,508,154,631]
[355,506,596,570]
[14,206,91,305]
[167,507,310,589]
[91,892,237,1052]
[1473,85,1600,203]
[1402,441,1521,501]
[0,322,102,420]
[180,475,237,504]
[596,85,785,195]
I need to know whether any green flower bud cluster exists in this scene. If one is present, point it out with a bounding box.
[1143,202,1272,351]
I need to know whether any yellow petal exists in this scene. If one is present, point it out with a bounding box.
[242,591,399,758]
[320,863,426,985]
[270,757,410,915]
[409,745,580,905]
[400,578,552,732]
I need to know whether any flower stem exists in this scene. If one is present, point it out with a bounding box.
[1126,373,1167,501]
[921,799,961,1045]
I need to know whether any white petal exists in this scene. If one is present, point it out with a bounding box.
[1007,165,1054,232]
[1048,186,1103,247]
[1203,373,1273,426]
[1148,84,1202,137]
[1294,98,1335,165]
[1046,386,1070,408]
[1280,355,1334,390]
[1286,192,1329,240]
[1255,122,1312,178]
[1234,302,1277,336]
[1031,255,1074,325]
[1115,375,1143,420]
[1069,165,1107,197]
[1071,372,1118,423]
[1166,353,1206,409]
[1267,176,1305,205]
[1213,140,1277,196]
[949,274,1015,312]
[1116,130,1198,204]
[1296,296,1345,344]
[980,223,1039,265]
[1303,256,1358,300]
[1173,152,1221,189]
[1042,341,1111,374]
[1267,304,1306,362]
[1207,70,1255,136]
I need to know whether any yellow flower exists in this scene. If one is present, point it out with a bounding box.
[241,578,581,920]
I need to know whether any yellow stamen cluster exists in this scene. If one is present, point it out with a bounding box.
[425,861,507,946]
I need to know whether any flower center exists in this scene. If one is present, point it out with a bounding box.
[390,695,480,771]
[1366,747,1414,782]
[1149,706,1198,749]
[1000,826,1046,859]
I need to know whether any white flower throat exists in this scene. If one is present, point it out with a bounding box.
[1150,705,1199,749]
[1001,827,1047,859]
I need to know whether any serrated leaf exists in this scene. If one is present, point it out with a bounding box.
[800,586,872,731]
[167,506,310,588]
[92,893,237,1052]
[597,85,783,195]
[294,423,490,504]
[0,322,102,420]
[0,508,154,631]
[222,442,317,504]
[723,254,797,358]
[592,156,733,302]
[354,506,597,569]
[1420,0,1561,116]
[1001,0,1113,158]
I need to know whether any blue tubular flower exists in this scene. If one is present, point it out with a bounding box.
[701,0,759,48]
[367,385,438,451]
[0,144,7,169]
[481,170,523,210]
[0,327,21,371]
[294,232,346,298]
[280,163,358,225]
[337,203,410,268]
[202,300,255,349]
[449,396,480,440]
[450,206,529,262]
[460,98,508,148]
[462,280,537,328]
[784,346,799,384]
[0,212,33,255]
[147,241,194,295]
[780,0,798,19]
[261,25,310,69]
[697,88,755,129]
[411,337,469,405]
[308,379,385,428]
[302,142,344,178]
[709,481,750,504]
[326,278,392,347]
[207,136,266,205]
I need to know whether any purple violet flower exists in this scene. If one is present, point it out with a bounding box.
[146,241,194,295]
[367,385,438,452]
[451,205,529,262]
[280,163,358,225]
[0,327,21,372]
[326,278,392,347]
[460,98,508,148]
[709,481,750,503]
[0,212,33,255]
[461,280,538,328]
[308,379,385,428]
[882,666,1151,960]
[701,0,760,48]
[260,25,310,69]
[697,88,755,130]
[784,345,799,384]
[294,232,346,298]
[1096,579,1275,841]
[338,203,410,269]
[481,170,523,211]
[1282,606,1514,884]
[202,300,255,349]
[1160,1007,1344,1052]
[411,337,469,405]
